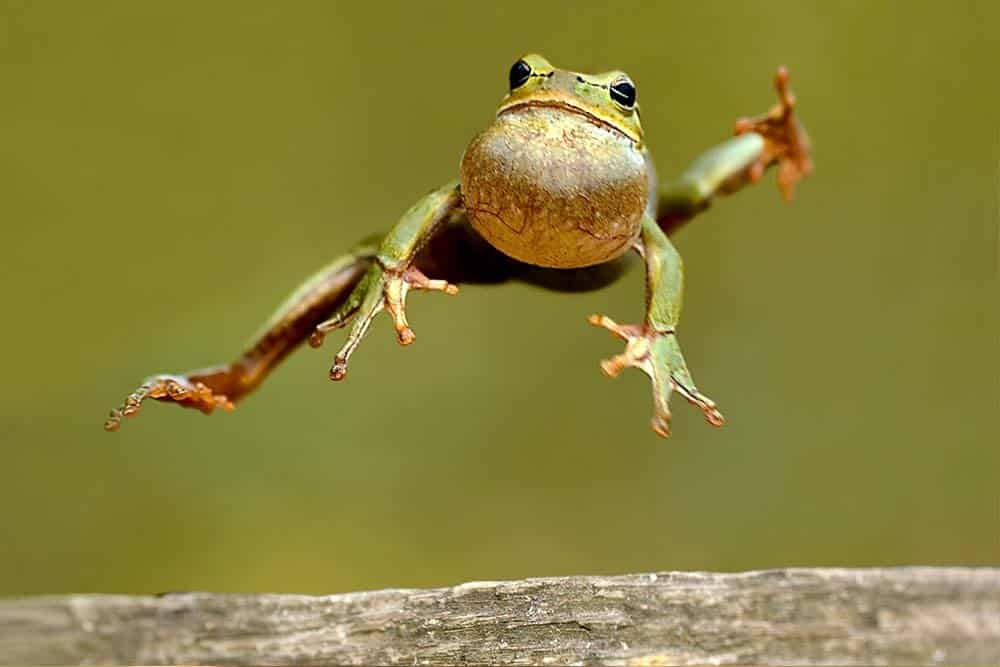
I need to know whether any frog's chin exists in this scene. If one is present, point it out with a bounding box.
[498,100,637,144]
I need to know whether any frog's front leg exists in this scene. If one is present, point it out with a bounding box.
[589,214,723,438]
[309,181,462,380]
[657,66,813,234]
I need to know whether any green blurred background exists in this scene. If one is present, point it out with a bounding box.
[1,2,997,596]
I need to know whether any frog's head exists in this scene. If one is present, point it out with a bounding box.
[498,54,643,146]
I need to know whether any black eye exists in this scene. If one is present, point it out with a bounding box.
[609,78,636,109]
[509,59,532,90]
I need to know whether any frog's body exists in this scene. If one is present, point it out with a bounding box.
[462,57,650,268]
[106,55,812,438]
[462,105,648,268]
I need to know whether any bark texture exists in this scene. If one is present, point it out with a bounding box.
[1,568,998,665]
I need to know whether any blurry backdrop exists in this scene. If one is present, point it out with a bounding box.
[1,1,997,595]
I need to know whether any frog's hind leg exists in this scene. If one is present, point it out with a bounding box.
[589,214,724,438]
[104,238,379,431]
[105,189,518,432]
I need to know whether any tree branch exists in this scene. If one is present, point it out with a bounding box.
[1,567,998,665]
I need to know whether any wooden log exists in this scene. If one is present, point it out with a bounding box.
[1,568,998,665]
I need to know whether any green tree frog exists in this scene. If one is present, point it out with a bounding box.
[106,54,811,438]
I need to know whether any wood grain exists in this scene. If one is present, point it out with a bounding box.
[1,568,998,665]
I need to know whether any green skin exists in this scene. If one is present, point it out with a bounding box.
[106,54,812,438]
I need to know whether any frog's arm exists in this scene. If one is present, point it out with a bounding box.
[657,67,812,235]
[105,182,464,431]
[590,214,723,437]
[309,181,463,380]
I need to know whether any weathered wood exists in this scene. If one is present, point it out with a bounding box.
[1,568,997,665]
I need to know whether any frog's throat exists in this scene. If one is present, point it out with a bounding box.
[497,100,640,145]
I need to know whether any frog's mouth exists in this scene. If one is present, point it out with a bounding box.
[498,99,638,143]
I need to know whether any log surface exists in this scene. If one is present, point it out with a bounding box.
[1,567,998,665]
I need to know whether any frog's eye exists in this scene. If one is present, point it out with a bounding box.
[609,77,637,109]
[509,59,532,90]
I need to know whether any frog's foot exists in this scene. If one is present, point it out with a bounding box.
[734,66,813,201]
[104,374,235,432]
[588,314,725,438]
[310,263,458,380]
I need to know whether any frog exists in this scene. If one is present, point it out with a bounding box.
[105,54,812,438]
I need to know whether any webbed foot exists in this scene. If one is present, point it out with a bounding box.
[588,314,724,438]
[735,66,813,201]
[310,262,458,380]
[105,373,235,432]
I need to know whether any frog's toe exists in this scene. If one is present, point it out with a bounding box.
[588,314,644,342]
[327,302,382,381]
[317,264,459,382]
[670,376,725,427]
[311,306,360,348]
[104,374,234,432]
[650,410,673,439]
[384,266,459,346]
[588,314,653,377]
[650,384,722,436]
